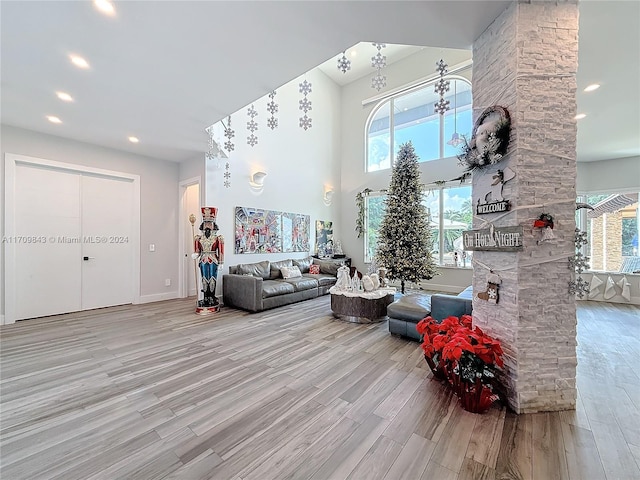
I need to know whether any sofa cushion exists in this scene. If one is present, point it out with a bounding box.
[309,264,320,274]
[387,293,432,323]
[312,259,341,276]
[302,273,336,287]
[270,259,293,279]
[281,265,302,279]
[262,279,295,298]
[282,276,318,292]
[236,260,271,279]
[430,293,472,320]
[293,256,314,273]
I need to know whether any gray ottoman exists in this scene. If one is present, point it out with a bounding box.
[387,293,432,341]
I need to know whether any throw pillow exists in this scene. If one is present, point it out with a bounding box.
[281,265,302,279]
[270,259,293,279]
[309,264,320,275]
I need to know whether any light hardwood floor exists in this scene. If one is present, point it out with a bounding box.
[1,296,639,480]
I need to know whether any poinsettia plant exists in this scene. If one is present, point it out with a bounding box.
[416,315,504,413]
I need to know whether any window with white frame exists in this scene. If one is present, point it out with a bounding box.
[363,183,473,266]
[577,191,639,273]
[366,78,473,172]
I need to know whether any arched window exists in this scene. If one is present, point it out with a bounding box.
[366,77,473,171]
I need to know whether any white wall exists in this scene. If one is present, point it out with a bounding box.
[338,47,474,290]
[206,69,342,276]
[577,156,640,193]
[1,125,181,317]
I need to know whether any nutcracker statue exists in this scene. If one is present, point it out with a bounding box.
[192,207,224,315]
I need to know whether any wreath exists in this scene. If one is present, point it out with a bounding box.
[458,106,511,172]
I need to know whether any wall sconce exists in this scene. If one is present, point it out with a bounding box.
[249,171,267,191]
[323,188,334,206]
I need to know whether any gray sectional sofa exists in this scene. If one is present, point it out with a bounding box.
[222,256,348,312]
[387,286,473,341]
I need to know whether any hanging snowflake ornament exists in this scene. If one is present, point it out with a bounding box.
[267,116,278,129]
[299,97,312,112]
[337,51,351,74]
[434,98,450,115]
[224,162,231,188]
[266,91,278,130]
[246,104,258,146]
[371,74,386,91]
[299,80,312,96]
[574,228,588,248]
[298,80,312,130]
[568,277,590,298]
[568,252,590,274]
[223,115,235,152]
[299,115,312,131]
[434,59,450,116]
[370,43,387,91]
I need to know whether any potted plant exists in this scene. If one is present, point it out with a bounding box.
[416,315,504,413]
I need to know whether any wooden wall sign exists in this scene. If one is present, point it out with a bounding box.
[462,225,524,251]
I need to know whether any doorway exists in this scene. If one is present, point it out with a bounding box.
[179,178,201,298]
[3,154,140,323]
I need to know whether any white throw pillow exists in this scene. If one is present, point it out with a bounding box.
[281,265,302,279]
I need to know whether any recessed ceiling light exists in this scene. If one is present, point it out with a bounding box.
[584,84,600,92]
[128,136,139,143]
[47,115,62,124]
[575,113,587,120]
[350,50,357,57]
[94,0,116,16]
[70,55,90,69]
[56,91,74,102]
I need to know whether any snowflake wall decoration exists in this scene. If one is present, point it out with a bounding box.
[266,91,278,130]
[246,104,258,146]
[568,277,590,298]
[299,79,312,130]
[569,228,590,296]
[223,115,235,152]
[370,43,387,91]
[224,162,231,188]
[337,51,351,74]
[434,59,450,115]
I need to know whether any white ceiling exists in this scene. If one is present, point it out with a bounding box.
[1,1,638,164]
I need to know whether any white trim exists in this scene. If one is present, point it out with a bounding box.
[3,153,141,324]
[178,177,201,299]
[137,291,179,304]
[0,315,5,325]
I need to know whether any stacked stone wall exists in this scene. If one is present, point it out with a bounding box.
[472,1,578,413]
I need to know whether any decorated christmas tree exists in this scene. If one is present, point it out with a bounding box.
[376,142,438,293]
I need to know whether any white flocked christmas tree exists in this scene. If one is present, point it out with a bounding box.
[376,141,438,293]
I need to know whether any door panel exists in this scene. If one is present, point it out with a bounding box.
[14,165,82,319]
[81,175,134,310]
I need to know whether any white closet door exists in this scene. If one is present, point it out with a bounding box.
[81,175,134,310]
[14,165,82,319]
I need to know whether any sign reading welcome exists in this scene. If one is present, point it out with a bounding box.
[462,226,524,251]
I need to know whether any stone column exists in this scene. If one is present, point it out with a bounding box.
[471,1,579,413]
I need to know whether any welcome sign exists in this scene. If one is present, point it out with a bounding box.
[462,226,524,251]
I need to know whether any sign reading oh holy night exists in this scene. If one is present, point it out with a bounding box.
[462,226,524,252]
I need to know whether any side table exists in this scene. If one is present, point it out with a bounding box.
[330,288,396,324]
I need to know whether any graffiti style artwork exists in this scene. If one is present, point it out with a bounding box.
[234,206,309,254]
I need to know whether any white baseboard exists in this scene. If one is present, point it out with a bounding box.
[578,294,640,306]
[136,291,179,304]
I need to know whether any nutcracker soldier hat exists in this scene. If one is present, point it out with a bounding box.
[199,207,219,231]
